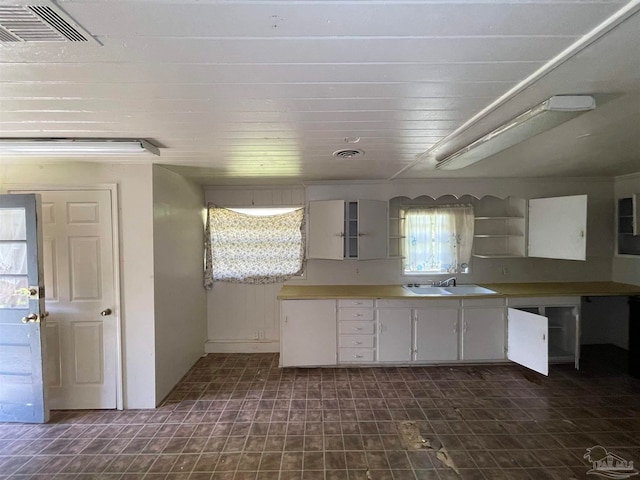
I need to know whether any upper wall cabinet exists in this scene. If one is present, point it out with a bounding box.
[528,194,587,261]
[618,195,640,255]
[308,199,387,260]
[473,197,527,258]
[474,194,587,261]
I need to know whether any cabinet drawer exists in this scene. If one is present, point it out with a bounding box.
[339,334,375,348]
[339,321,375,334]
[339,348,375,362]
[338,299,374,308]
[338,308,374,321]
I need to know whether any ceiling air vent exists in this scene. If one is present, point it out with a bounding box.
[0,3,96,43]
[333,149,365,159]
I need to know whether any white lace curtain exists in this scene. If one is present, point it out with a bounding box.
[204,206,305,287]
[403,204,474,274]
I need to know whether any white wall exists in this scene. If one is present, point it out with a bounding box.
[204,186,304,352]
[152,165,207,403]
[613,172,640,285]
[0,162,157,408]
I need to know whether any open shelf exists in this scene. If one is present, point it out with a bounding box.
[473,197,527,259]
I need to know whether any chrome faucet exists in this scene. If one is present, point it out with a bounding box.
[436,277,457,287]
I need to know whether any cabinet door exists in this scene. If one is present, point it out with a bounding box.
[462,308,505,361]
[415,308,459,362]
[308,200,344,260]
[528,194,587,260]
[358,199,388,260]
[281,300,337,367]
[377,308,412,362]
[507,308,548,376]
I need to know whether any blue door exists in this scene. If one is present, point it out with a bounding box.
[0,194,48,423]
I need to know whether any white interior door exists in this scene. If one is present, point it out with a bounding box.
[15,190,118,409]
[307,200,345,259]
[357,199,388,260]
[0,194,48,423]
[507,308,549,376]
[528,194,587,260]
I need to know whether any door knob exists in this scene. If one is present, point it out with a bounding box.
[21,313,39,324]
[100,308,112,316]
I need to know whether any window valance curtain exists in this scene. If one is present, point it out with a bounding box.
[204,206,305,288]
[403,204,474,274]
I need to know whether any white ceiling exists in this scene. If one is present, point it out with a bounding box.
[1,0,639,185]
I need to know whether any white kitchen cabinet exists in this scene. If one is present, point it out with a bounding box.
[377,308,412,362]
[461,305,505,361]
[307,199,387,260]
[473,196,527,258]
[338,299,376,364]
[528,194,587,261]
[506,296,580,375]
[507,308,549,376]
[414,308,459,362]
[472,194,588,260]
[280,300,337,367]
[307,200,344,260]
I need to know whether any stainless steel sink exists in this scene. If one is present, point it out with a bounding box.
[403,284,497,296]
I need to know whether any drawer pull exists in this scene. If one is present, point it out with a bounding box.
[353,354,363,358]
[353,302,362,305]
[354,327,363,331]
[352,341,362,345]
[352,313,363,317]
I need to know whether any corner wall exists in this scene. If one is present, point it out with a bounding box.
[152,165,207,403]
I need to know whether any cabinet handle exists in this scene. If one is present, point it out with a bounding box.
[352,354,363,358]
[335,232,345,237]
[352,313,362,317]
[354,327,363,331]
[542,334,546,341]
[453,321,458,334]
[353,302,362,305]
[352,341,362,345]
[463,321,468,333]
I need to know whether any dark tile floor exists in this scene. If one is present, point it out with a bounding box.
[1,348,640,480]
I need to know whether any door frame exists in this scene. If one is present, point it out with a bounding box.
[5,183,124,410]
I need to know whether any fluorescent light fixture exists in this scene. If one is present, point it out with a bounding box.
[0,138,160,156]
[435,95,595,170]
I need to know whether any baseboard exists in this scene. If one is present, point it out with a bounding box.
[205,340,280,353]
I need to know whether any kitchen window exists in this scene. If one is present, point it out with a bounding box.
[402,204,474,274]
[204,206,305,287]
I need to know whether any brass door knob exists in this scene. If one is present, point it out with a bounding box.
[21,313,39,324]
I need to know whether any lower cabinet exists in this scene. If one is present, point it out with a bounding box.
[460,301,506,361]
[415,307,459,362]
[280,299,337,367]
[377,308,412,362]
[507,296,580,375]
[279,295,579,375]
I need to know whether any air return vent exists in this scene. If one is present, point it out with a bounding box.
[0,3,96,43]
[333,149,365,159]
